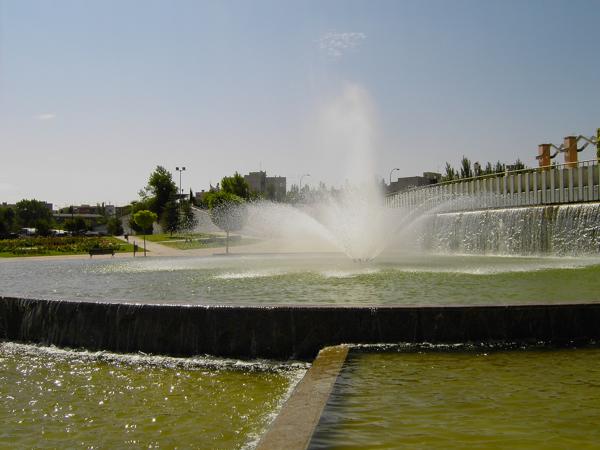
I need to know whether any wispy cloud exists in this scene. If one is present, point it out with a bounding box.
[35,113,56,120]
[318,32,366,59]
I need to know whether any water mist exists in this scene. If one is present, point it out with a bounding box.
[241,83,409,261]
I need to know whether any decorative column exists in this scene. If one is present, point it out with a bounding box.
[537,144,551,169]
[564,136,578,168]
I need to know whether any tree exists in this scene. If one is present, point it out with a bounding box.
[443,162,456,182]
[64,217,89,234]
[286,184,301,203]
[221,172,250,200]
[0,206,17,236]
[161,200,180,236]
[512,158,525,171]
[133,210,157,257]
[107,217,124,236]
[14,199,54,235]
[141,166,178,217]
[34,219,52,237]
[206,191,246,254]
[128,199,151,233]
[15,199,53,228]
[180,200,198,233]
[459,156,472,179]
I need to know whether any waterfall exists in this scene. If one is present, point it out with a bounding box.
[423,203,600,256]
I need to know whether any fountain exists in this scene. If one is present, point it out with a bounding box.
[1,82,600,357]
[1,82,600,447]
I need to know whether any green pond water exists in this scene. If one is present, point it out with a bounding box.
[310,348,600,449]
[0,343,305,449]
[1,253,599,305]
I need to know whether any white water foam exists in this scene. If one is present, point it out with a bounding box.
[214,270,286,280]
[0,342,308,373]
[320,267,380,278]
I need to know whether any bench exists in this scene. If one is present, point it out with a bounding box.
[89,248,115,258]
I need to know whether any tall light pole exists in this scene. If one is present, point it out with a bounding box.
[389,168,400,186]
[299,173,310,190]
[176,167,186,198]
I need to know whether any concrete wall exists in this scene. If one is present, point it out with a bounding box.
[2,296,600,360]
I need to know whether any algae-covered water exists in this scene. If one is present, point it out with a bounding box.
[1,253,599,305]
[310,348,600,449]
[0,343,306,449]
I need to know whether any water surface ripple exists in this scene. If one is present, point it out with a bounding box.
[1,253,599,306]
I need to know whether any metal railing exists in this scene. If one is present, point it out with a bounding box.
[386,159,600,212]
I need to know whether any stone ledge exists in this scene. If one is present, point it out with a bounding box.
[1,296,600,359]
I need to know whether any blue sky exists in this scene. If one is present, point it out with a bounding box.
[1,0,599,206]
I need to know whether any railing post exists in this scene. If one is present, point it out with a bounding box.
[550,167,556,203]
[496,177,501,207]
[559,167,565,202]
[567,167,574,202]
[524,172,529,205]
[588,164,594,201]
[577,166,583,202]
[541,170,547,204]
[597,163,600,201]
[597,128,600,164]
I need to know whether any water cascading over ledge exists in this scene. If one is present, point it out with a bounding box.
[423,203,600,256]
[3,297,600,359]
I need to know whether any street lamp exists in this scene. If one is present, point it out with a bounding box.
[175,166,186,197]
[389,168,400,186]
[299,173,310,190]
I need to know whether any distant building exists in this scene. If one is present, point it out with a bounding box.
[104,205,116,216]
[195,190,210,204]
[244,171,286,202]
[388,172,441,194]
[58,204,116,216]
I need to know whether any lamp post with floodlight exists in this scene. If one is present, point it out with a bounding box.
[299,173,310,190]
[389,168,400,186]
[176,167,186,198]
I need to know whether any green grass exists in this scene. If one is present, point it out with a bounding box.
[142,232,214,242]
[0,236,134,258]
[161,237,261,250]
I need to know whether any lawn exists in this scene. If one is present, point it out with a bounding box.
[160,236,261,250]
[0,236,134,257]
[142,232,214,242]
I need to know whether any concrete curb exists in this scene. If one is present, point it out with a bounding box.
[256,345,349,450]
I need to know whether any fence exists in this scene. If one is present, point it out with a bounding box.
[386,160,600,212]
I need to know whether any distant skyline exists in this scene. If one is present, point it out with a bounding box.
[1,0,599,207]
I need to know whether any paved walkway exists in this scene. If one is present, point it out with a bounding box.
[114,235,184,257]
